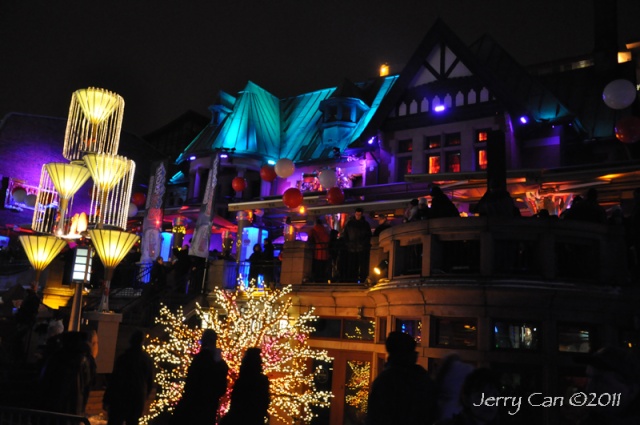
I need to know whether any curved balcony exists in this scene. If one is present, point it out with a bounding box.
[374,216,629,287]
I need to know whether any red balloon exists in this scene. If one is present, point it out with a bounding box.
[232,177,247,192]
[282,188,303,208]
[327,187,345,205]
[260,164,277,182]
[131,192,146,208]
[615,116,640,143]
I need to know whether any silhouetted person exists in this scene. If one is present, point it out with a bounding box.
[434,354,475,421]
[430,186,460,218]
[578,346,640,424]
[403,199,419,222]
[373,214,391,237]
[366,331,437,425]
[103,330,155,425]
[13,287,40,362]
[220,348,270,425]
[562,188,607,224]
[342,208,372,283]
[309,218,331,282]
[172,247,191,293]
[435,368,501,425]
[329,229,344,281]
[262,238,275,285]
[38,331,96,416]
[248,243,264,285]
[417,198,430,220]
[172,329,229,425]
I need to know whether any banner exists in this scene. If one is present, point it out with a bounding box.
[189,154,220,258]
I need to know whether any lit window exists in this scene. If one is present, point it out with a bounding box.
[477,149,487,170]
[398,157,412,180]
[425,135,441,149]
[445,132,461,146]
[493,320,540,350]
[398,139,413,153]
[476,129,490,142]
[395,318,422,344]
[433,317,477,348]
[428,155,440,174]
[446,151,461,173]
[558,324,593,353]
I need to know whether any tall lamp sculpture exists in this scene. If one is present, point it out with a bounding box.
[18,235,68,292]
[89,228,139,312]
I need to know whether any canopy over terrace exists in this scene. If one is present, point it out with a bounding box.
[226,162,640,220]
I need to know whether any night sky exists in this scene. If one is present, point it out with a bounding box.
[1,0,639,137]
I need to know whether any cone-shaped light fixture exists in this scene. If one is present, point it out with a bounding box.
[75,88,120,125]
[44,162,91,236]
[88,229,139,311]
[83,154,130,192]
[18,235,68,291]
[63,87,124,161]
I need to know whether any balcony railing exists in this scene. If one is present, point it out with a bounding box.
[375,217,629,285]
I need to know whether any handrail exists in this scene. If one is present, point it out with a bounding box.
[0,405,91,424]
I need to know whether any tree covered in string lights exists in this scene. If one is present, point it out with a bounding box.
[142,285,333,425]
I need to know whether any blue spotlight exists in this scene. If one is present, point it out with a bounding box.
[267,159,276,165]
[434,105,446,113]
[189,155,196,161]
[519,116,529,124]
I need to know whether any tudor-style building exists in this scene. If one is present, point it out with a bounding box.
[165,18,640,425]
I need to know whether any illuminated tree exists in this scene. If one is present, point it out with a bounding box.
[142,285,333,425]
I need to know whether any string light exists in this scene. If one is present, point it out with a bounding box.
[142,285,333,424]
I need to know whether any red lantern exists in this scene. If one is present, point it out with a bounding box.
[327,187,345,205]
[260,164,277,182]
[232,177,247,192]
[132,192,146,208]
[615,116,640,144]
[282,188,303,209]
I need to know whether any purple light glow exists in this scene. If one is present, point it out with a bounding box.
[189,155,196,161]
[367,137,375,145]
[434,105,446,113]
[519,116,528,124]
[220,153,228,159]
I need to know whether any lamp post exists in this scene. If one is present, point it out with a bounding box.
[68,244,92,331]
[18,235,68,292]
[89,228,139,312]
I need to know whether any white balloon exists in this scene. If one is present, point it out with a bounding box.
[128,202,138,217]
[275,158,295,178]
[318,169,337,188]
[603,79,637,110]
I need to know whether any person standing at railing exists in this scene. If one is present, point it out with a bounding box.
[342,207,372,283]
[309,218,331,283]
[429,186,460,218]
[248,243,264,285]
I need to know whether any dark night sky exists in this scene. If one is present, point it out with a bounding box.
[1,1,639,137]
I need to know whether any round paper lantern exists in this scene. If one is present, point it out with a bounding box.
[260,164,277,182]
[231,176,247,192]
[25,194,37,207]
[282,188,303,208]
[12,188,26,203]
[131,192,146,208]
[128,202,138,217]
[318,169,337,188]
[327,187,345,205]
[603,79,637,110]
[615,116,640,144]
[275,158,295,178]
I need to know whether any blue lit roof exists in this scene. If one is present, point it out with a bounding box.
[178,76,398,164]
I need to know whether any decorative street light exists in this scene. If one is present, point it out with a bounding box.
[18,235,68,292]
[43,162,92,236]
[89,228,139,312]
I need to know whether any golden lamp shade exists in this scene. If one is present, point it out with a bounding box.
[18,235,67,272]
[75,87,122,125]
[88,229,139,269]
[44,162,91,199]
[83,153,131,192]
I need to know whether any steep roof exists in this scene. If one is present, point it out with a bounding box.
[178,76,397,164]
